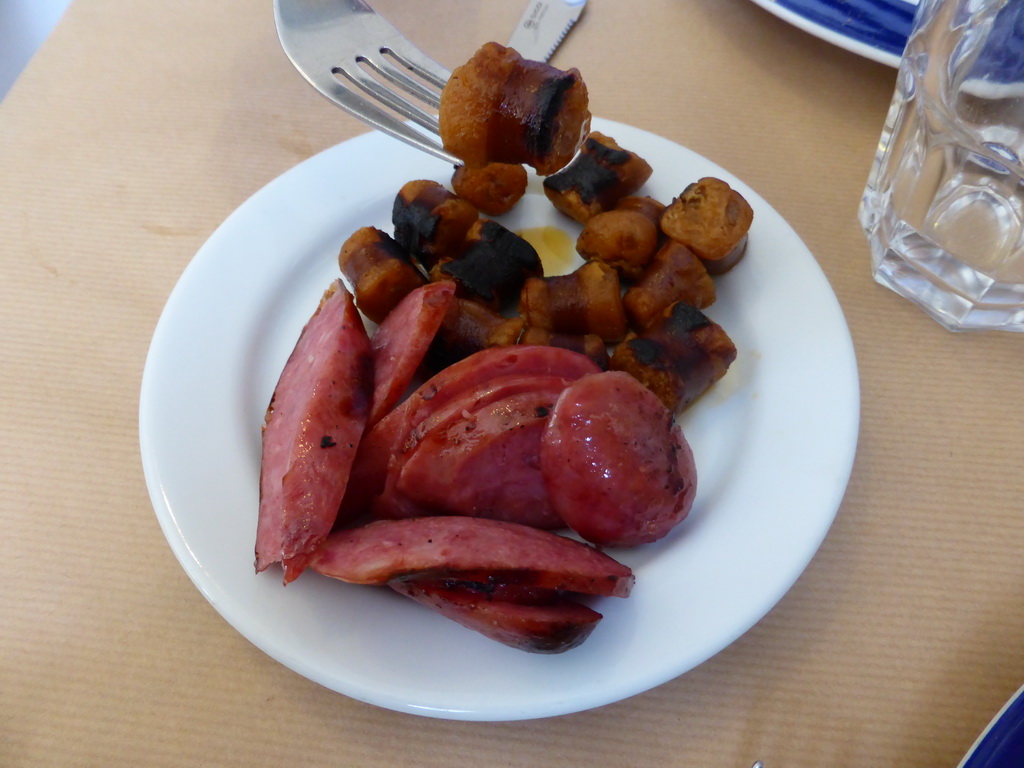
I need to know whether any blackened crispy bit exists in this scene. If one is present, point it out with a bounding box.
[392,180,478,271]
[451,162,528,216]
[427,297,526,370]
[520,327,609,370]
[519,261,628,343]
[624,241,716,330]
[660,177,754,273]
[494,64,579,163]
[610,301,736,413]
[542,132,654,223]
[433,220,542,309]
[338,227,427,325]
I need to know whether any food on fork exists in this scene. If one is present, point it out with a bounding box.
[543,132,654,223]
[451,162,528,215]
[255,281,372,583]
[438,42,591,175]
[660,177,754,274]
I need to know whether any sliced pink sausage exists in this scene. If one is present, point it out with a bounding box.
[308,517,634,597]
[372,375,574,525]
[540,371,697,546]
[339,345,601,518]
[368,281,455,426]
[256,281,372,582]
[393,388,565,528]
[389,579,602,653]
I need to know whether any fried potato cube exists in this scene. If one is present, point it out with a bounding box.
[660,177,753,273]
[451,162,528,216]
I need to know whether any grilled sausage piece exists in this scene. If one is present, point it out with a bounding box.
[543,132,654,223]
[611,301,737,413]
[541,371,697,547]
[256,281,372,582]
[392,180,479,271]
[660,177,754,274]
[623,241,716,330]
[389,579,602,653]
[338,227,427,324]
[438,42,591,175]
[392,386,567,528]
[339,346,602,518]
[519,260,628,343]
[427,297,526,370]
[372,374,578,525]
[368,281,455,426]
[308,516,635,597]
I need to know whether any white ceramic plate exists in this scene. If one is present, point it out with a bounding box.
[746,0,917,67]
[139,118,860,721]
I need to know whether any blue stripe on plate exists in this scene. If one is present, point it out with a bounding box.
[960,685,1024,768]
[776,0,916,59]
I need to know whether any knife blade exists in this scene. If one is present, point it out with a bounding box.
[507,0,587,62]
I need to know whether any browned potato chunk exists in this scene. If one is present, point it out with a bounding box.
[393,180,478,271]
[623,241,716,330]
[438,42,591,175]
[542,133,654,223]
[610,301,736,413]
[451,163,528,216]
[576,209,659,281]
[660,177,753,273]
[519,261,628,343]
[338,227,427,324]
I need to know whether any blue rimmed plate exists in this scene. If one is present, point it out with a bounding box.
[746,0,917,67]
[959,684,1024,768]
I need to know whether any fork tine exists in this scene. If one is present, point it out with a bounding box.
[377,36,452,91]
[274,0,461,165]
[359,52,443,110]
[334,62,440,134]
[327,81,457,164]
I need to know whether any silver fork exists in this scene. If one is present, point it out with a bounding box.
[274,0,460,164]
